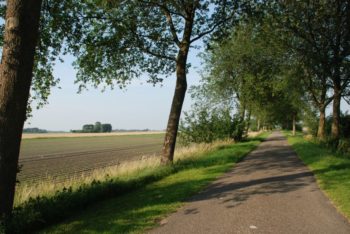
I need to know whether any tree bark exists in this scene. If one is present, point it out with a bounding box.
[317,105,326,139]
[292,112,296,136]
[160,45,189,164]
[245,109,251,135]
[0,0,42,218]
[331,80,341,140]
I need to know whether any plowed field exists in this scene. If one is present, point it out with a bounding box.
[18,133,164,183]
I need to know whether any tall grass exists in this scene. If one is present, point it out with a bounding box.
[14,139,233,206]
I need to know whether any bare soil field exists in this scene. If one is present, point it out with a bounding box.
[22,131,164,139]
[18,133,164,183]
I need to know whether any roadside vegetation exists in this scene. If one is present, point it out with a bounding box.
[1,133,269,233]
[286,132,350,220]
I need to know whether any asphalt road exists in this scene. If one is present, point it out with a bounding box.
[149,131,350,234]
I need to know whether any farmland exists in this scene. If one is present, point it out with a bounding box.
[18,133,164,183]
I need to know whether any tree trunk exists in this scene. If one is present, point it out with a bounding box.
[257,118,260,131]
[245,109,251,135]
[161,46,189,165]
[235,102,246,141]
[0,0,42,218]
[331,81,341,140]
[240,104,246,121]
[317,105,326,139]
[292,113,296,136]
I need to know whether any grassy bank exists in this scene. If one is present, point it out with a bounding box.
[37,133,269,234]
[286,132,350,220]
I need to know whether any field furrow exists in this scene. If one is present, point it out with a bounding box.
[18,133,164,183]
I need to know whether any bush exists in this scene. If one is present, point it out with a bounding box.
[302,108,319,136]
[102,124,112,132]
[179,108,243,145]
[337,139,350,155]
[313,137,350,157]
[325,113,350,138]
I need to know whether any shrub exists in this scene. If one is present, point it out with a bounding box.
[179,108,244,145]
[313,137,350,157]
[325,113,350,138]
[337,139,350,155]
[302,107,319,136]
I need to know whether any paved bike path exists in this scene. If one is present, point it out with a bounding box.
[149,131,350,234]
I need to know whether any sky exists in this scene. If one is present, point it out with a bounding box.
[23,45,350,132]
[24,49,204,132]
[16,2,350,133]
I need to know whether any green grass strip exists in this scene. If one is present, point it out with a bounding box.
[285,132,350,220]
[42,134,268,234]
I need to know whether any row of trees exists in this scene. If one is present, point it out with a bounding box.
[80,122,112,133]
[22,128,48,133]
[0,0,254,218]
[183,0,350,143]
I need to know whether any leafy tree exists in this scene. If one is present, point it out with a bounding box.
[194,19,305,137]
[23,128,48,133]
[68,0,255,164]
[179,107,236,144]
[101,124,112,133]
[82,124,94,133]
[270,0,350,140]
[93,121,102,133]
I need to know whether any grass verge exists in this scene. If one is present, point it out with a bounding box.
[285,132,350,220]
[38,133,269,234]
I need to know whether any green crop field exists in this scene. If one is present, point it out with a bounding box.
[18,133,164,183]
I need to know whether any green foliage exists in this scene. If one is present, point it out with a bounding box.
[337,139,350,155]
[0,0,84,110]
[93,122,102,133]
[302,106,319,136]
[196,18,307,131]
[80,122,112,133]
[101,124,112,133]
[325,113,350,139]
[82,124,94,133]
[179,108,236,144]
[66,1,249,91]
[269,1,350,138]
[314,137,350,157]
[22,128,48,133]
[179,109,245,145]
[270,0,350,89]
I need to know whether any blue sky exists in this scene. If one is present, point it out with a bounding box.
[24,48,203,131]
[24,46,350,132]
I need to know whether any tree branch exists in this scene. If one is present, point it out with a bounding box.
[190,15,233,44]
[139,45,176,61]
[161,5,181,47]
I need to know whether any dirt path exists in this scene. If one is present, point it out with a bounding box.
[149,131,350,234]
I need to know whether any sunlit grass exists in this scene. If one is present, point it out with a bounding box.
[285,132,350,220]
